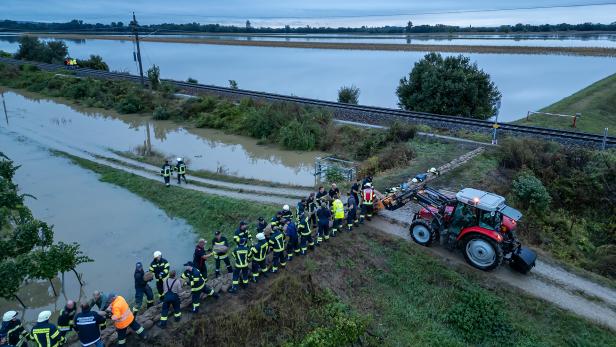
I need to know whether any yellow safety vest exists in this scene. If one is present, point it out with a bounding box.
[332,199,345,219]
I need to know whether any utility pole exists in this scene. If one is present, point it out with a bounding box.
[132,12,145,86]
[1,92,8,125]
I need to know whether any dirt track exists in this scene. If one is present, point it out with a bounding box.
[12,124,616,331]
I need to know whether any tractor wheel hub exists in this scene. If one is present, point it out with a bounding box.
[412,225,430,243]
[465,239,496,267]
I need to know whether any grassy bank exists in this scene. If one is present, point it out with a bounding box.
[27,33,616,57]
[68,154,616,346]
[513,72,616,134]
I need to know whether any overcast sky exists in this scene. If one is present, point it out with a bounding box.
[3,0,616,27]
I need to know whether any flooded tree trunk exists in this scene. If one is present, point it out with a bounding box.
[72,268,84,286]
[49,279,58,296]
[14,294,26,308]
[145,121,152,156]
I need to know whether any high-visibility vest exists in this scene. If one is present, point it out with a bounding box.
[111,296,134,329]
[362,189,374,205]
[162,165,171,177]
[178,163,186,174]
[332,199,345,219]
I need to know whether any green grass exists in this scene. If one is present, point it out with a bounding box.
[431,150,501,191]
[354,233,616,346]
[373,138,477,190]
[513,72,616,135]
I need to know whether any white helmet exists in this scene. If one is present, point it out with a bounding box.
[3,310,17,322]
[411,178,418,183]
[256,233,265,241]
[428,167,437,173]
[37,311,52,323]
[153,251,162,258]
[283,204,290,211]
[177,157,182,162]
[365,183,372,188]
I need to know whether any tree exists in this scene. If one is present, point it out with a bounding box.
[77,54,109,71]
[246,20,252,31]
[337,85,360,104]
[0,153,91,306]
[46,40,68,63]
[14,37,67,64]
[511,171,552,214]
[406,21,413,33]
[396,52,501,120]
[147,64,161,90]
[229,80,238,89]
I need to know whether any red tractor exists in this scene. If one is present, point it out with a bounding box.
[382,186,536,273]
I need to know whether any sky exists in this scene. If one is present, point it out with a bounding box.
[2,0,616,27]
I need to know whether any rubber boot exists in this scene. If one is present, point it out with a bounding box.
[228,286,238,294]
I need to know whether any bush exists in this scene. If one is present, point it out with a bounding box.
[337,85,360,104]
[147,65,160,90]
[76,55,109,71]
[446,289,512,343]
[377,144,416,171]
[299,302,367,347]
[397,52,501,119]
[386,122,417,142]
[116,91,145,113]
[15,36,68,64]
[153,105,172,120]
[324,167,346,183]
[229,80,238,89]
[511,171,551,214]
[279,120,317,150]
[187,77,198,83]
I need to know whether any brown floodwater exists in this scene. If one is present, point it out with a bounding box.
[0,130,197,325]
[0,89,320,186]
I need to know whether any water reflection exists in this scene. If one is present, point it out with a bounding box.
[2,89,320,185]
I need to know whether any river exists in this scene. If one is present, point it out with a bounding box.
[0,129,196,325]
[0,36,615,122]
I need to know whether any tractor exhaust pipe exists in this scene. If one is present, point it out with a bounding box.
[510,247,537,274]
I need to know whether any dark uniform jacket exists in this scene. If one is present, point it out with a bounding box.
[57,306,76,332]
[149,258,170,280]
[232,245,251,268]
[30,321,61,347]
[181,267,206,292]
[74,309,106,346]
[250,240,269,261]
[1,319,27,347]
[134,269,148,289]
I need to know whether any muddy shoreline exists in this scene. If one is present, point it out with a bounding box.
[24,33,616,57]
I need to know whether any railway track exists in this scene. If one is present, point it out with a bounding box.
[1,57,614,148]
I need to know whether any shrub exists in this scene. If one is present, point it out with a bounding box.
[187,77,198,83]
[299,302,367,347]
[147,65,160,90]
[76,55,109,71]
[446,289,512,343]
[511,171,551,214]
[279,120,317,150]
[324,167,346,183]
[116,91,145,113]
[386,122,417,142]
[152,105,172,120]
[337,85,360,104]
[377,144,416,171]
[229,79,238,89]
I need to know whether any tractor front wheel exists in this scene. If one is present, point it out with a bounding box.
[462,234,504,271]
[410,220,437,246]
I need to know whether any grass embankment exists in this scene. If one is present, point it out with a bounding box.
[513,72,616,134]
[68,154,616,346]
[28,33,616,57]
[0,62,417,176]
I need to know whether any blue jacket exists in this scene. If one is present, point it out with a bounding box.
[74,309,106,346]
[316,208,331,225]
[286,222,298,241]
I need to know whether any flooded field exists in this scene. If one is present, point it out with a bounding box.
[0,90,320,186]
[0,130,196,324]
[1,36,614,121]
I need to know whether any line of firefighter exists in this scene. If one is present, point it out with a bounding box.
[0,180,376,347]
[160,158,187,187]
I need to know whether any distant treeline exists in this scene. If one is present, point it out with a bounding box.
[1,19,616,34]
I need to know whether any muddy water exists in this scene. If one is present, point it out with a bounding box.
[0,131,196,325]
[0,89,320,186]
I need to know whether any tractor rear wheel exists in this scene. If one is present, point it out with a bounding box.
[462,234,504,271]
[410,220,437,246]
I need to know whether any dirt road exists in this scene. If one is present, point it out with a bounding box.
[17,128,616,331]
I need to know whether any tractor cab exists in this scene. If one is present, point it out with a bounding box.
[454,188,521,236]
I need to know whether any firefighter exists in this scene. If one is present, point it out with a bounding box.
[250,233,269,282]
[316,186,328,208]
[132,262,154,314]
[328,183,340,199]
[281,204,293,220]
[56,300,76,340]
[160,160,172,187]
[306,193,318,227]
[298,211,314,255]
[211,231,233,277]
[31,311,62,347]
[360,183,375,223]
[316,202,331,244]
[350,178,361,205]
[269,226,286,273]
[331,196,345,237]
[107,293,148,343]
[74,302,106,347]
[89,291,109,330]
[233,221,251,245]
[149,251,170,301]
[228,238,251,293]
[346,192,358,232]
[296,198,307,218]
[284,218,300,261]
[182,262,218,313]
[270,211,282,230]
[175,157,188,184]
[159,272,182,328]
[256,217,267,234]
[1,311,28,347]
[193,239,210,278]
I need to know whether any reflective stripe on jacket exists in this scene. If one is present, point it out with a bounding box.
[332,199,345,219]
[111,296,134,329]
[362,189,374,205]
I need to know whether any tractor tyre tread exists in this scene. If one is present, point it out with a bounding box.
[410,220,437,247]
